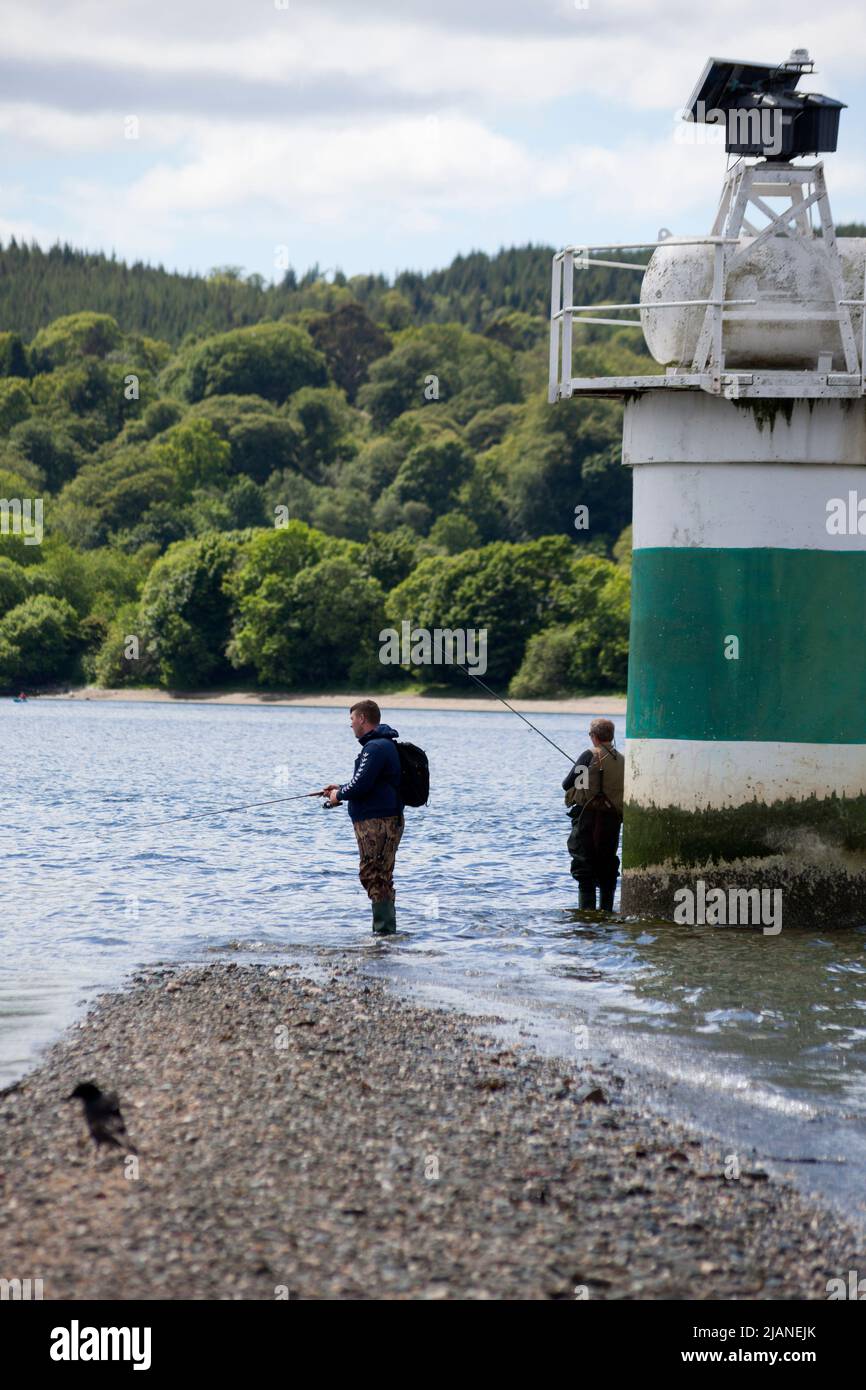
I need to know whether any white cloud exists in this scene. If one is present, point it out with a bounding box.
[3,0,866,119]
[0,214,54,244]
[2,0,865,273]
[124,115,536,217]
[0,103,187,154]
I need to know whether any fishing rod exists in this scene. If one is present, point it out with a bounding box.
[455,663,578,765]
[54,791,324,842]
[38,789,326,872]
[67,669,595,840]
[122,790,326,832]
[454,662,623,846]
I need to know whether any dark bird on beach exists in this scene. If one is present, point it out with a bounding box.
[67,1081,137,1153]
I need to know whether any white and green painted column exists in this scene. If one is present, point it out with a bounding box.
[622,390,866,926]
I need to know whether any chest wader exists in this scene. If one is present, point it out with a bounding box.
[567,759,622,912]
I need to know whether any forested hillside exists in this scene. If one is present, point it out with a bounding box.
[0,239,652,342]
[0,240,653,696]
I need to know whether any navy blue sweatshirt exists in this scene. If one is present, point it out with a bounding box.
[338,723,404,823]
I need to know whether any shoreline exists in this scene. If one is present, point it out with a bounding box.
[0,958,860,1300]
[39,685,627,716]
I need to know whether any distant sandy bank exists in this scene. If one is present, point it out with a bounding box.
[47,686,627,716]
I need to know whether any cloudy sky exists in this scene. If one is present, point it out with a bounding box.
[2,0,866,282]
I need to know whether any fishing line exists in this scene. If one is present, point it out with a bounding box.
[453,663,623,837]
[454,663,578,765]
[54,665,599,845]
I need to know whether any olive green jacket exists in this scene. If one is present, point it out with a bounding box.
[563,744,625,815]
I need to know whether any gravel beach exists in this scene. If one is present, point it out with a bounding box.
[53,687,627,715]
[0,960,860,1301]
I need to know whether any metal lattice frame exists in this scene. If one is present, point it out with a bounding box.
[549,160,866,402]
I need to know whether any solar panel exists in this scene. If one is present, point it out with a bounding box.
[684,58,793,120]
[682,52,845,158]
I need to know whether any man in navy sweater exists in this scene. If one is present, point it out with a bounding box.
[321,699,404,935]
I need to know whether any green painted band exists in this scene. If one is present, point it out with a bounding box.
[628,547,866,743]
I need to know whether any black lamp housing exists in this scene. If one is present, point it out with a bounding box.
[683,51,845,160]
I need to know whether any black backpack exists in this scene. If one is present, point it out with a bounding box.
[396,742,429,807]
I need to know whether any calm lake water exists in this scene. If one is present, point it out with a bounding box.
[3,698,866,1227]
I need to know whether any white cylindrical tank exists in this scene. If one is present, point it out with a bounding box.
[640,236,866,369]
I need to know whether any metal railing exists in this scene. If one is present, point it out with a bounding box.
[549,238,753,400]
[549,234,866,400]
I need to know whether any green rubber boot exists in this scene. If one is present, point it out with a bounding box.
[371,900,394,935]
[383,899,397,934]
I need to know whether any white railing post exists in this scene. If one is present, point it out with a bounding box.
[548,254,562,403]
[561,249,574,398]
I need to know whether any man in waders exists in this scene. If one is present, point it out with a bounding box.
[563,717,624,912]
[321,699,404,935]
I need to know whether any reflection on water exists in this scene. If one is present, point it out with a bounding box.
[2,699,865,1222]
[558,913,866,1095]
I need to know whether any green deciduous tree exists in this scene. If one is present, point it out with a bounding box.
[285,385,359,482]
[35,541,146,620]
[139,532,244,688]
[30,312,121,371]
[186,477,267,534]
[58,446,177,541]
[168,322,328,404]
[358,325,521,429]
[386,535,575,685]
[509,561,630,695]
[392,435,474,518]
[111,501,191,553]
[227,519,330,603]
[30,359,151,441]
[464,402,521,453]
[0,379,31,435]
[226,520,342,684]
[7,418,84,492]
[149,418,231,493]
[0,594,81,687]
[92,601,160,687]
[307,302,391,403]
[229,550,384,687]
[494,395,628,545]
[186,394,302,482]
[426,511,481,555]
[361,528,418,591]
[613,523,632,569]
[0,557,28,617]
[138,398,184,439]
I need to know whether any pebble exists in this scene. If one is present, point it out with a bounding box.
[0,959,861,1300]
